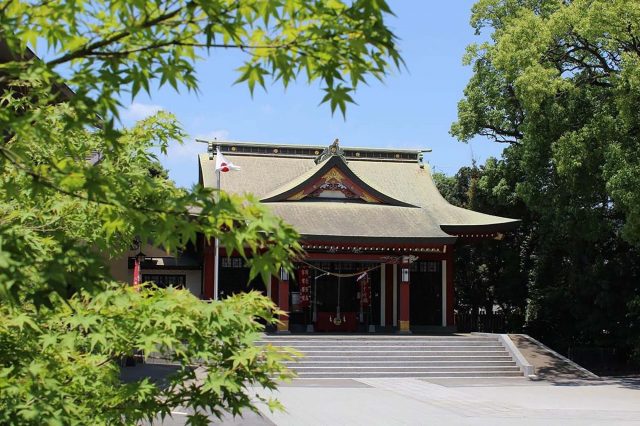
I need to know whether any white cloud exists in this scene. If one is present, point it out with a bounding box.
[121,102,163,122]
[165,140,202,159]
[260,103,274,114]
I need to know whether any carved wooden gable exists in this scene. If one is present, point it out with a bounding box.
[260,155,416,207]
[288,167,381,203]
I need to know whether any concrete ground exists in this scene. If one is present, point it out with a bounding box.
[124,333,640,425]
[140,373,640,425]
[248,377,640,426]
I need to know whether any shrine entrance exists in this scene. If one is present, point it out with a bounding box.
[289,261,381,332]
[409,260,444,327]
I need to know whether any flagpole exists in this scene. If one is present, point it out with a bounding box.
[214,146,221,301]
[209,142,240,301]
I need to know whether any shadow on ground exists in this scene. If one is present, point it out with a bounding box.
[120,363,276,425]
[612,377,640,390]
[510,334,597,382]
[510,334,640,391]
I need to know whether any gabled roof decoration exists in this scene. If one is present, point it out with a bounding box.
[261,152,416,207]
[314,138,347,164]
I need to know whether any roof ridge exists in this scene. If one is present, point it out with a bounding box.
[195,140,425,163]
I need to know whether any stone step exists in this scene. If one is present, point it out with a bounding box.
[260,332,488,340]
[290,355,514,361]
[258,340,501,347]
[292,364,520,371]
[259,334,523,379]
[286,360,517,367]
[258,337,497,343]
[273,346,507,352]
[287,350,510,357]
[293,371,524,378]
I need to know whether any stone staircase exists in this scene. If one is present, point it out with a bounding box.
[257,334,523,379]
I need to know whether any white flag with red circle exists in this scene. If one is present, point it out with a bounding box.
[215,147,241,173]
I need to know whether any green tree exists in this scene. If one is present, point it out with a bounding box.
[0,0,401,424]
[452,0,640,363]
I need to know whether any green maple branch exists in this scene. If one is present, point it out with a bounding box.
[46,3,194,67]
[0,145,213,219]
[0,145,293,260]
[86,38,303,58]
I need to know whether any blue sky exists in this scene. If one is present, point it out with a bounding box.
[120,1,503,188]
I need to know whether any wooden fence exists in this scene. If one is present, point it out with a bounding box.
[455,313,506,333]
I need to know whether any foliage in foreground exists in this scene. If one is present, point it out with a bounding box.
[0,107,301,424]
[0,0,401,423]
[0,288,293,425]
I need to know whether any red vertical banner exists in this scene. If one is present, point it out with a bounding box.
[359,273,371,308]
[298,266,310,308]
[132,257,141,287]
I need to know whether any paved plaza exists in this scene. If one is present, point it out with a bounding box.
[154,375,640,425]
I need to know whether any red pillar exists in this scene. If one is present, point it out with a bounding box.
[277,269,290,333]
[446,246,455,327]
[398,260,411,333]
[203,239,215,299]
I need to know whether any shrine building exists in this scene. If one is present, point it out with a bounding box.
[113,140,518,332]
[192,140,519,333]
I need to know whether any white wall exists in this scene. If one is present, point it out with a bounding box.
[107,244,202,298]
[108,244,174,283]
[135,269,202,297]
[122,268,202,297]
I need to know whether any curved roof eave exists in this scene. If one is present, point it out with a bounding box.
[440,219,521,235]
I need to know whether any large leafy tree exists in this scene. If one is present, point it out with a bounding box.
[0,1,401,424]
[452,0,640,361]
